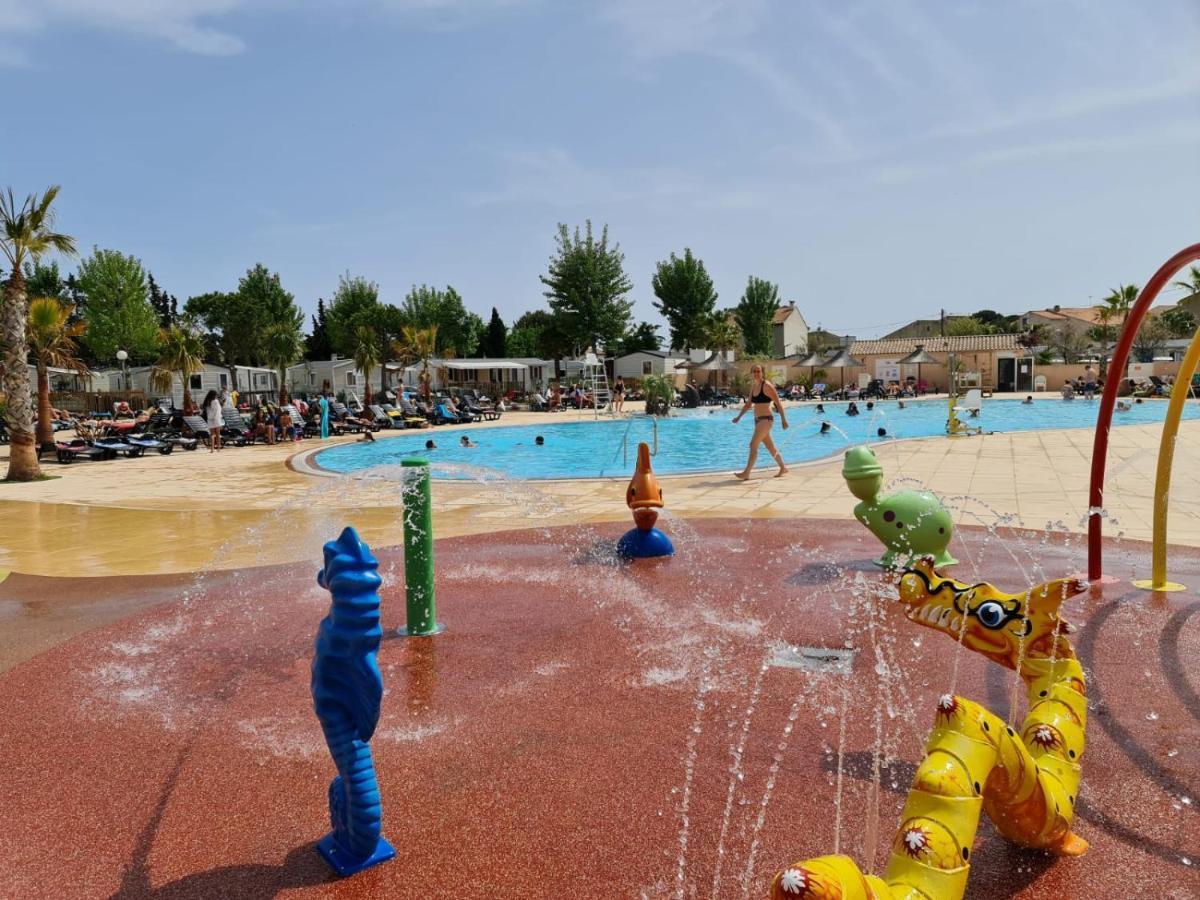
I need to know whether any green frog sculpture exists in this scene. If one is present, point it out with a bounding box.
[842,446,957,569]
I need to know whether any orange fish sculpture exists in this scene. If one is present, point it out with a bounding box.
[618,442,673,558]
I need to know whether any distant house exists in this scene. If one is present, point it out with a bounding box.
[772,303,809,357]
[402,357,552,393]
[1020,306,1125,338]
[839,334,1031,393]
[614,350,687,379]
[286,357,402,398]
[127,362,277,408]
[880,317,973,340]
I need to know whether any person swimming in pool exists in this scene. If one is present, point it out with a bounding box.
[820,421,832,434]
[425,439,436,450]
[535,435,545,445]
[846,402,860,416]
[732,363,788,479]
[815,404,825,414]
[460,435,477,448]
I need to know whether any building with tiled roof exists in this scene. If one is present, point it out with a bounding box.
[771,302,809,358]
[1020,305,1126,337]
[848,334,1025,356]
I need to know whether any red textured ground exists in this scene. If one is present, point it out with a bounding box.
[0,518,1197,899]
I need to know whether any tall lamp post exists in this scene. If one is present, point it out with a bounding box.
[116,349,128,393]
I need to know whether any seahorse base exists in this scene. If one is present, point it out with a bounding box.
[317,833,397,877]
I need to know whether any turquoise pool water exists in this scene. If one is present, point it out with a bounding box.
[313,398,1200,480]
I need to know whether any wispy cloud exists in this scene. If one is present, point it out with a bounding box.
[598,0,855,153]
[0,0,533,62]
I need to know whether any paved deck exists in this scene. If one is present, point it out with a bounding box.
[0,520,1195,899]
[1,403,1199,578]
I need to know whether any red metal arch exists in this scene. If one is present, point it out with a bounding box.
[1088,242,1200,579]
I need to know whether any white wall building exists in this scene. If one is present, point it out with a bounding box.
[402,358,551,393]
[614,350,687,379]
[772,303,810,358]
[127,363,278,408]
[286,357,402,398]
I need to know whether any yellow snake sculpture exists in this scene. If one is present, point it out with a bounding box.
[771,557,1089,899]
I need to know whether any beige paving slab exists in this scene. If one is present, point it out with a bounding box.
[1,412,1199,576]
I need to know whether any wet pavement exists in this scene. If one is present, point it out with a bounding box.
[0,518,1196,898]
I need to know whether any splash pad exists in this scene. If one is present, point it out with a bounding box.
[0,513,1196,898]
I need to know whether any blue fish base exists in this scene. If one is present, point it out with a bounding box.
[316,833,396,877]
[617,527,675,559]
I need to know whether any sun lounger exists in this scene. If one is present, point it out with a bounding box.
[398,398,433,428]
[92,437,145,458]
[367,404,395,429]
[331,402,369,433]
[55,439,112,463]
[182,415,215,446]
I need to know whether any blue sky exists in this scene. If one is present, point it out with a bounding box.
[5,0,1199,339]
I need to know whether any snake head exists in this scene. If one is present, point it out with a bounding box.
[898,558,1085,671]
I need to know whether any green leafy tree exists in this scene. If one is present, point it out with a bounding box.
[734,277,779,356]
[651,248,716,352]
[76,248,159,364]
[506,309,574,364]
[305,298,334,360]
[616,321,661,355]
[1131,315,1172,363]
[943,315,989,337]
[1,185,76,480]
[27,297,88,447]
[1161,305,1197,338]
[479,307,508,357]
[1049,327,1091,364]
[1098,284,1138,340]
[402,284,480,357]
[326,274,382,356]
[24,260,69,304]
[539,221,633,354]
[185,264,302,390]
[970,309,1018,332]
[151,321,206,412]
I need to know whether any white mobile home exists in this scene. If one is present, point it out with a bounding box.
[127,363,259,409]
[614,350,687,379]
[286,357,402,398]
[402,358,551,393]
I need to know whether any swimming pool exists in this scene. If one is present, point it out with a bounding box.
[312,398,1200,480]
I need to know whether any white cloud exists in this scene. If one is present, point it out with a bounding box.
[0,0,533,61]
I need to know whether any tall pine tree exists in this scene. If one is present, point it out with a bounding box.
[479,307,507,357]
[305,298,334,360]
[539,221,633,354]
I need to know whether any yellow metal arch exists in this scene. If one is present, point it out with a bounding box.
[1133,324,1200,591]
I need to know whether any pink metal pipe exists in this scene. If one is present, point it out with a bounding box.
[1087,242,1200,580]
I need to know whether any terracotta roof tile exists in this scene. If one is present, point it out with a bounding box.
[847,334,1024,356]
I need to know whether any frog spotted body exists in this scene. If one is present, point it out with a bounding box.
[842,446,957,569]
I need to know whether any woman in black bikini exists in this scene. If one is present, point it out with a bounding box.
[732,364,788,479]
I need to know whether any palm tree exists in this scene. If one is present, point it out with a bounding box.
[151,322,206,412]
[352,324,381,406]
[260,320,303,405]
[399,324,438,401]
[1,186,77,480]
[1172,265,1200,297]
[1095,284,1139,376]
[27,297,88,448]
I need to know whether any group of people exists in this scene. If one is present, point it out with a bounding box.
[201,389,345,452]
[532,378,629,414]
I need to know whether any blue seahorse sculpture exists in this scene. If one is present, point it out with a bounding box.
[312,527,397,876]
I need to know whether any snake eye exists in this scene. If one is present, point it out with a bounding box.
[975,601,1006,629]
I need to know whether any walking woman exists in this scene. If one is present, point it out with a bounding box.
[203,389,223,452]
[732,364,788,479]
[612,377,625,414]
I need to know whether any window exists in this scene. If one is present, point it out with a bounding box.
[219,373,228,388]
[189,374,202,390]
[257,373,268,387]
[642,361,653,375]
[346,372,357,386]
[309,373,316,385]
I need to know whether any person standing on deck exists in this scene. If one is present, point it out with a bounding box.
[319,394,331,439]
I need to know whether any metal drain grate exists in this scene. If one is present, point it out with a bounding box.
[769,642,857,675]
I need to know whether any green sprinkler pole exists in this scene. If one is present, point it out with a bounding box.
[399,459,443,636]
